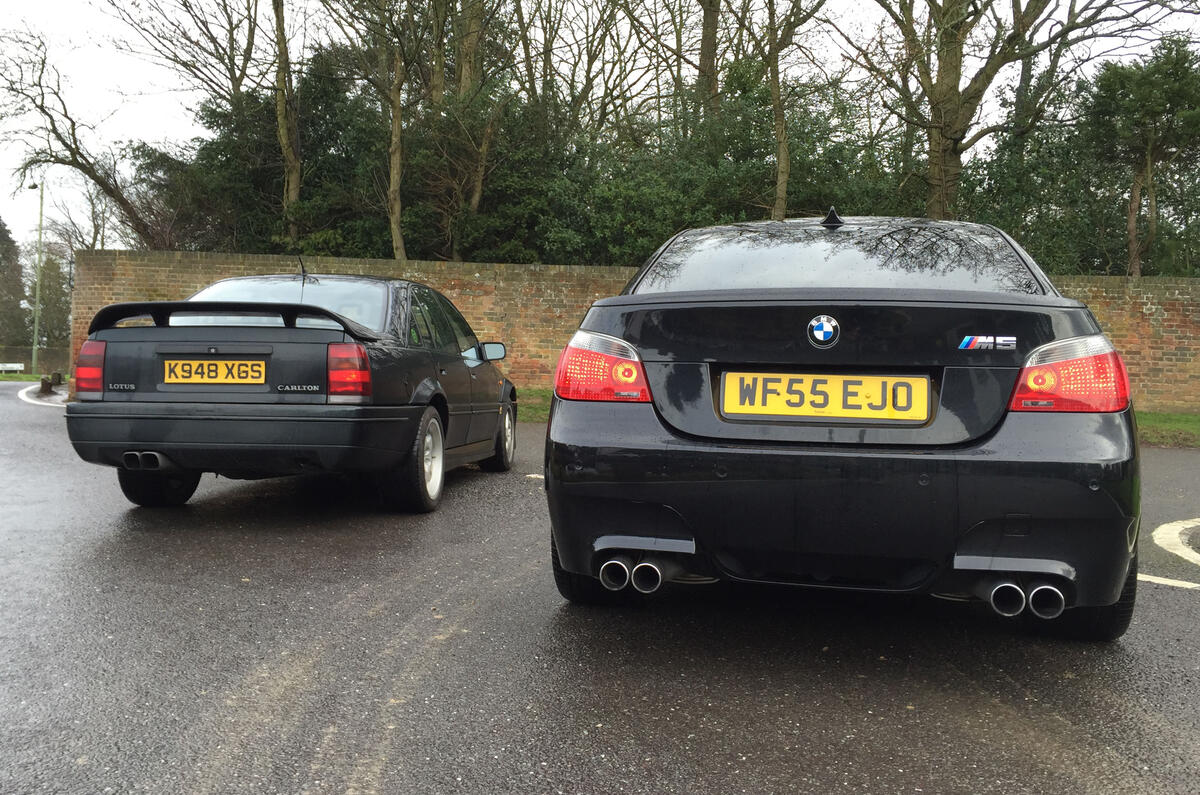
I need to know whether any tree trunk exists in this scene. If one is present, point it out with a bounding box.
[512,0,537,104]
[1127,166,1145,278]
[1143,160,1157,260]
[925,129,962,220]
[430,0,449,108]
[898,113,917,182]
[468,102,504,214]
[271,0,301,247]
[769,54,788,221]
[455,0,486,99]
[697,0,720,116]
[387,48,407,263]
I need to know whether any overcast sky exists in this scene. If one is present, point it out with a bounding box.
[0,0,884,248]
[2,1,1193,249]
[0,1,204,245]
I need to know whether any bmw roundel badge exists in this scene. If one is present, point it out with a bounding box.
[807,315,839,349]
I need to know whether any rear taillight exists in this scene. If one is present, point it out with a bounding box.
[75,340,106,399]
[554,330,652,402]
[328,342,372,403]
[1009,335,1130,413]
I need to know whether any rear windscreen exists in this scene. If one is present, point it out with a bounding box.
[185,277,389,331]
[634,222,1043,295]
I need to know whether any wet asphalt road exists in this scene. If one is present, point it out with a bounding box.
[2,382,1200,794]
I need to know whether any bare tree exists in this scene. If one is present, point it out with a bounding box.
[727,0,827,220]
[320,0,431,262]
[101,0,270,114]
[455,0,489,97]
[831,0,1198,219]
[271,0,303,246]
[0,31,171,249]
[620,0,702,138]
[48,179,118,252]
[429,0,452,107]
[695,0,722,114]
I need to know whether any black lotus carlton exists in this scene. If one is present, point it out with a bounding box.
[67,274,517,511]
[546,214,1139,641]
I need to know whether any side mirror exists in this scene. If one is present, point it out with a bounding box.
[481,342,506,361]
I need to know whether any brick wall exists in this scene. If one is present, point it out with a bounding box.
[71,252,1199,412]
[1056,277,1200,413]
[71,251,636,392]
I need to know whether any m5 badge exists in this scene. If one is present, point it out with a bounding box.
[959,335,1016,350]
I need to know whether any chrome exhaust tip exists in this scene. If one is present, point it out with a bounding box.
[122,452,142,470]
[598,556,632,591]
[630,557,685,594]
[630,561,663,594]
[988,581,1027,617]
[1027,582,1066,620]
[139,452,162,470]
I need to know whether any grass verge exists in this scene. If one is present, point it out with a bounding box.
[0,373,42,382]
[518,387,553,424]
[1138,412,1200,448]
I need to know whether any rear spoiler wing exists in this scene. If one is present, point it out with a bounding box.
[88,301,382,342]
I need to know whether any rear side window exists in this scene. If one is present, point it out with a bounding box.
[433,293,480,360]
[188,277,390,331]
[633,222,1043,295]
[413,287,460,356]
[409,294,439,347]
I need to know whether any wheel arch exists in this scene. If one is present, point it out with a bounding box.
[412,377,450,431]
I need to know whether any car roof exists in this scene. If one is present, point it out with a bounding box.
[210,273,400,285]
[626,213,1056,297]
[687,215,1000,236]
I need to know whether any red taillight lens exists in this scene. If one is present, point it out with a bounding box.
[1009,335,1130,412]
[328,342,372,403]
[75,340,106,398]
[554,330,652,402]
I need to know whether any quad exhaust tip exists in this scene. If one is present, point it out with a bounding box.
[973,577,1067,619]
[598,556,632,591]
[988,581,1027,618]
[1027,582,1066,620]
[631,561,664,594]
[599,555,685,594]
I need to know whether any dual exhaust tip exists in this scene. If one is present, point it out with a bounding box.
[599,555,680,594]
[984,579,1066,620]
[122,451,171,471]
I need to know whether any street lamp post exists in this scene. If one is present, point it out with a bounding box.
[28,182,44,375]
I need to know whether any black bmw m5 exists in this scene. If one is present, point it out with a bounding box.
[67,274,516,511]
[546,214,1139,641]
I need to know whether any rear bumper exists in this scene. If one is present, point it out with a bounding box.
[66,401,422,476]
[545,400,1139,607]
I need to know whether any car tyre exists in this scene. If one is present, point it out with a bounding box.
[552,535,627,606]
[1052,552,1137,642]
[117,468,202,507]
[480,401,516,472]
[384,406,445,513]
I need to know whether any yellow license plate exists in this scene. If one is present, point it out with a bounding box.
[163,359,266,384]
[721,372,929,421]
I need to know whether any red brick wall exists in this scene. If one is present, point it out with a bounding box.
[71,251,636,392]
[71,252,1199,412]
[1055,277,1200,413]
